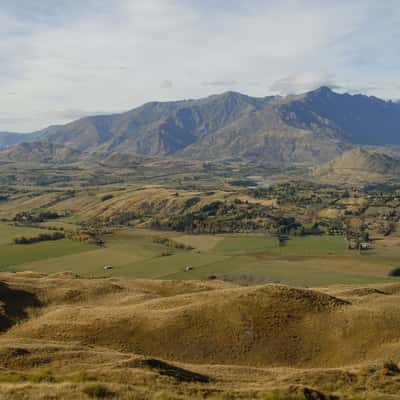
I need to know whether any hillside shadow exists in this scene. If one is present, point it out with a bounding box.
[131,358,210,383]
[0,282,42,332]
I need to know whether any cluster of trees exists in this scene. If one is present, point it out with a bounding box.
[270,216,301,235]
[148,199,333,235]
[103,212,136,226]
[33,175,72,186]
[318,218,346,236]
[344,227,371,250]
[66,225,106,246]
[14,211,60,223]
[229,179,258,187]
[246,183,349,208]
[153,237,193,250]
[14,231,65,245]
[63,182,400,239]
[151,200,275,233]
[183,196,201,209]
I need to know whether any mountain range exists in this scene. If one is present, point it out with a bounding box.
[1,87,400,165]
[0,132,40,148]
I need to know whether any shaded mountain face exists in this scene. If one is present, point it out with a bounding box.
[280,87,400,145]
[2,87,400,164]
[39,92,275,156]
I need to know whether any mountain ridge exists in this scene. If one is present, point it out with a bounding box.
[0,131,41,148]
[2,87,400,165]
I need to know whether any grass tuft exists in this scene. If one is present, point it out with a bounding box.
[384,360,400,374]
[83,383,115,398]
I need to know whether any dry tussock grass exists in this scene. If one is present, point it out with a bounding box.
[1,272,400,398]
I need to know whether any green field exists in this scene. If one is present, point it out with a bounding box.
[0,223,45,245]
[0,222,399,286]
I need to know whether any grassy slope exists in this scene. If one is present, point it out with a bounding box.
[1,274,400,399]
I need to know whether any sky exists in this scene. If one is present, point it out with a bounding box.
[1,0,399,132]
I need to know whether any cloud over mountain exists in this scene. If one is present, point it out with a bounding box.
[1,1,400,131]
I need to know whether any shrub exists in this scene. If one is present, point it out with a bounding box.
[83,384,115,398]
[14,231,65,245]
[0,373,29,383]
[0,370,59,384]
[183,196,201,209]
[153,237,193,250]
[384,360,400,374]
[201,201,223,215]
[108,212,135,225]
[73,371,98,382]
[13,210,60,223]
[100,194,114,202]
[389,268,400,277]
[30,370,58,383]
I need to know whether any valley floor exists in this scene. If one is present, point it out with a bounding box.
[1,222,400,287]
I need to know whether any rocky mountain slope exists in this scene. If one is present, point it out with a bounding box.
[2,87,400,165]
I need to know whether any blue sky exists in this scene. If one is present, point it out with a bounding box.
[1,0,399,131]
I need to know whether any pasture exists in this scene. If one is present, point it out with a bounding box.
[0,222,398,286]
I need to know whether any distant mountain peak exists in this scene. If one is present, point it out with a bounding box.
[307,86,336,96]
[208,90,251,101]
[220,90,243,96]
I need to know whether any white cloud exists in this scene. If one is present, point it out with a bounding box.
[0,0,399,131]
[269,73,341,95]
[202,80,238,87]
[160,80,173,89]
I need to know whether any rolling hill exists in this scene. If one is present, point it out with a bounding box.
[0,272,397,369]
[1,272,400,398]
[0,141,81,164]
[1,87,400,165]
[314,147,400,182]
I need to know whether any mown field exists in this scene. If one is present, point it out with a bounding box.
[1,222,399,286]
